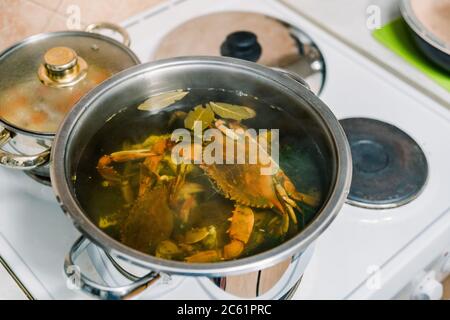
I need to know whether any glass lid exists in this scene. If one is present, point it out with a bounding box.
[0,31,139,135]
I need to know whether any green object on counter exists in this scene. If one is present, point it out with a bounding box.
[373,18,450,92]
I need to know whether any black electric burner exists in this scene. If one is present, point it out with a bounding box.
[340,118,428,209]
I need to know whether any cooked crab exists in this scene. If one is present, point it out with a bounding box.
[196,120,318,235]
[96,135,202,254]
[177,120,319,260]
[95,118,319,261]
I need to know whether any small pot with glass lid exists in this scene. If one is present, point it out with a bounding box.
[0,25,140,184]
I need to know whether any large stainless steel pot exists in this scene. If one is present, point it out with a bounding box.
[0,24,140,183]
[51,57,352,299]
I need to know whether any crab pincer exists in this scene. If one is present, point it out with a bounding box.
[224,205,255,260]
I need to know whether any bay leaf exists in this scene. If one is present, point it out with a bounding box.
[137,90,189,112]
[209,102,256,121]
[184,104,215,131]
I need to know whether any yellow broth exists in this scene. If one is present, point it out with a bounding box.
[74,88,330,263]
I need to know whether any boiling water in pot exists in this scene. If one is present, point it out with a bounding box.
[74,88,329,263]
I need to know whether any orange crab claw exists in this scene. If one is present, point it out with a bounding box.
[228,206,254,244]
[224,240,245,260]
[222,206,255,260]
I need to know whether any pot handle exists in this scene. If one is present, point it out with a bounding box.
[64,236,160,300]
[85,22,131,47]
[271,67,311,91]
[0,127,51,170]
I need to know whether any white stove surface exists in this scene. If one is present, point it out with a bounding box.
[0,0,449,300]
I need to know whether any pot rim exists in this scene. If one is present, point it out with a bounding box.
[51,56,352,276]
[0,30,141,138]
[400,0,450,56]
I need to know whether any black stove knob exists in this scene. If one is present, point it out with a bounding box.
[220,31,262,62]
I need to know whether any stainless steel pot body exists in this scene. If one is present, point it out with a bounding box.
[51,56,352,286]
[0,28,140,183]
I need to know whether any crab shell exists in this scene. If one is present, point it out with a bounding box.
[120,182,174,253]
[200,120,305,219]
[202,162,297,215]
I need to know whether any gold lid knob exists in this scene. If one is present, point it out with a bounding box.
[44,47,78,73]
[38,46,88,88]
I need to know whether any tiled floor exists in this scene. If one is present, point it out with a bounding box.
[0,0,164,51]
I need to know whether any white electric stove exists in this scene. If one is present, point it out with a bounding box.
[0,0,449,300]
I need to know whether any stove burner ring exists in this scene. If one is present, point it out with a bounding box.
[352,140,389,174]
[340,118,428,209]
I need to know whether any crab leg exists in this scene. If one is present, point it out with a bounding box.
[288,191,320,209]
[98,149,162,205]
[275,171,320,208]
[274,182,299,226]
[142,138,169,173]
[109,149,157,162]
[121,180,134,205]
[97,149,158,183]
[137,138,175,197]
[174,164,187,193]
[174,182,204,223]
[138,165,157,197]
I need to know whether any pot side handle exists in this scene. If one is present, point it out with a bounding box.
[64,236,160,300]
[85,22,131,47]
[271,67,312,91]
[0,127,51,170]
